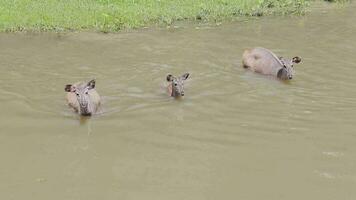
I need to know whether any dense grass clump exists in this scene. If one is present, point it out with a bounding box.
[0,0,340,32]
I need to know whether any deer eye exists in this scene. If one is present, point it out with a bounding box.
[76,93,79,96]
[85,91,88,95]
[174,83,178,86]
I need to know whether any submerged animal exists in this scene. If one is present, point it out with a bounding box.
[242,47,301,80]
[64,79,101,116]
[166,73,190,98]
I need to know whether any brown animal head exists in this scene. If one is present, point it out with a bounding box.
[166,73,190,97]
[277,56,302,80]
[65,79,96,116]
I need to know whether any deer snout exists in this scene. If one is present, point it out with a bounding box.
[79,104,92,116]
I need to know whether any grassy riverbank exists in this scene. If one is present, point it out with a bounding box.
[0,0,344,32]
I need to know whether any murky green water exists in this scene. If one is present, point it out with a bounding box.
[1,2,356,200]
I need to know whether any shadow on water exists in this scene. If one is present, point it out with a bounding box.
[79,115,91,125]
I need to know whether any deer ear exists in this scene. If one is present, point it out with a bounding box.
[87,79,95,89]
[65,84,75,92]
[292,56,301,64]
[166,74,174,82]
[181,73,190,80]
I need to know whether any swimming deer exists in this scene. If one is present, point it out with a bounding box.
[64,79,101,116]
[166,73,190,98]
[242,47,301,80]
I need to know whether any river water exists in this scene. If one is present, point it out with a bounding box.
[0,2,355,200]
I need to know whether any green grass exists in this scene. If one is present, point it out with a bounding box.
[0,0,340,32]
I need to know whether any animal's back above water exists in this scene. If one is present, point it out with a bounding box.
[242,47,283,76]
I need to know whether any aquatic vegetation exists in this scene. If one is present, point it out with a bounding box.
[0,0,345,32]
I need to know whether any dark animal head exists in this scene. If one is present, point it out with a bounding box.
[277,56,302,80]
[166,73,190,97]
[65,79,96,116]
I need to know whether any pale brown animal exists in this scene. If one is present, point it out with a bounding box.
[64,79,101,116]
[242,47,301,80]
[166,73,190,98]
